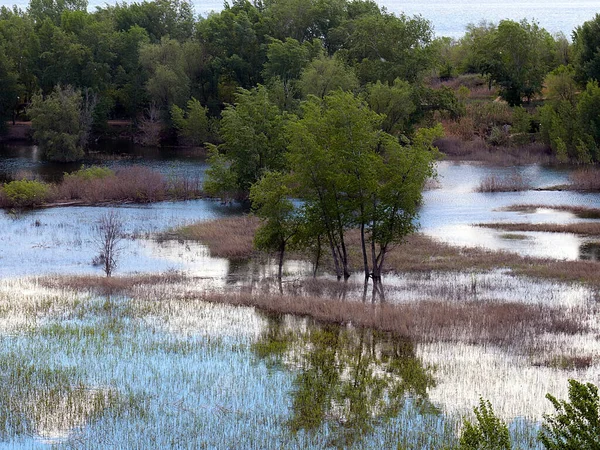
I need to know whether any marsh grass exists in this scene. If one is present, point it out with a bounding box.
[166,216,600,286]
[570,168,600,191]
[476,172,532,192]
[166,215,260,258]
[500,204,600,219]
[478,222,600,236]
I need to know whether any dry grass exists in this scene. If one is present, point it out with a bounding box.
[476,173,532,192]
[478,222,600,236]
[500,204,600,219]
[167,215,260,259]
[570,168,600,191]
[41,273,587,349]
[40,272,187,295]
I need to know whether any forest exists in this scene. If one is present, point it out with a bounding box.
[0,0,599,163]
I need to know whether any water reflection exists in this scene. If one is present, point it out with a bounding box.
[253,315,436,448]
[579,242,600,261]
[0,142,208,183]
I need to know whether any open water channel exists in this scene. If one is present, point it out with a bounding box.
[1,143,599,448]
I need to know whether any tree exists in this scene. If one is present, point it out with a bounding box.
[250,171,300,281]
[334,11,437,85]
[539,379,600,449]
[298,53,359,99]
[28,84,94,162]
[573,14,600,83]
[204,86,288,200]
[94,210,124,277]
[0,45,19,133]
[286,90,437,282]
[170,97,210,146]
[469,19,557,105]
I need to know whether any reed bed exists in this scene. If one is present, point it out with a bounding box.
[478,222,600,236]
[167,215,260,259]
[476,172,532,192]
[500,204,600,219]
[570,168,600,191]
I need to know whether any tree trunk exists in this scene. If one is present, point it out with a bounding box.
[277,241,285,281]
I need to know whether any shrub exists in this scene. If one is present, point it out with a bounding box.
[65,166,114,181]
[0,180,50,207]
[459,398,511,450]
[539,380,600,449]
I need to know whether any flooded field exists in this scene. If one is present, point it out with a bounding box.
[1,145,600,448]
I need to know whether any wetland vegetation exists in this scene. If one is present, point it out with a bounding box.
[1,0,600,447]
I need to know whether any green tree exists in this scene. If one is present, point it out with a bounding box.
[298,53,358,99]
[335,10,437,85]
[139,36,190,110]
[539,379,600,449]
[459,398,511,450]
[170,97,210,146]
[250,171,299,281]
[470,19,557,105]
[0,46,19,133]
[28,85,91,162]
[363,78,415,136]
[204,86,287,200]
[573,14,600,83]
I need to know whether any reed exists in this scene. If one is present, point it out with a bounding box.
[478,222,600,236]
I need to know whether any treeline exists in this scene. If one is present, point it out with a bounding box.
[1,0,600,161]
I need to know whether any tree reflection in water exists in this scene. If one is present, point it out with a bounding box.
[253,313,437,448]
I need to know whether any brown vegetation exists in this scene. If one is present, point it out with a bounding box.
[0,166,203,209]
[41,273,587,350]
[570,168,600,191]
[167,215,260,258]
[500,204,600,219]
[476,173,532,192]
[436,136,552,165]
[478,222,600,236]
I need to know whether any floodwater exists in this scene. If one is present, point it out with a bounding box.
[1,146,600,448]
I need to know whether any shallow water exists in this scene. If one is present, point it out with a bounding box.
[421,162,600,260]
[3,279,597,449]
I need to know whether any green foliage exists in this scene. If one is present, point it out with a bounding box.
[463,19,558,105]
[203,144,238,201]
[573,14,600,83]
[298,53,359,99]
[363,78,416,136]
[250,171,299,278]
[0,45,19,132]
[205,86,287,200]
[170,97,210,146]
[65,165,114,180]
[1,180,50,207]
[28,85,88,162]
[511,107,532,134]
[539,379,600,449]
[459,398,511,450]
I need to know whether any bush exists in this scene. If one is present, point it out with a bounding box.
[459,398,511,450]
[539,379,600,449]
[65,166,114,181]
[0,180,50,207]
